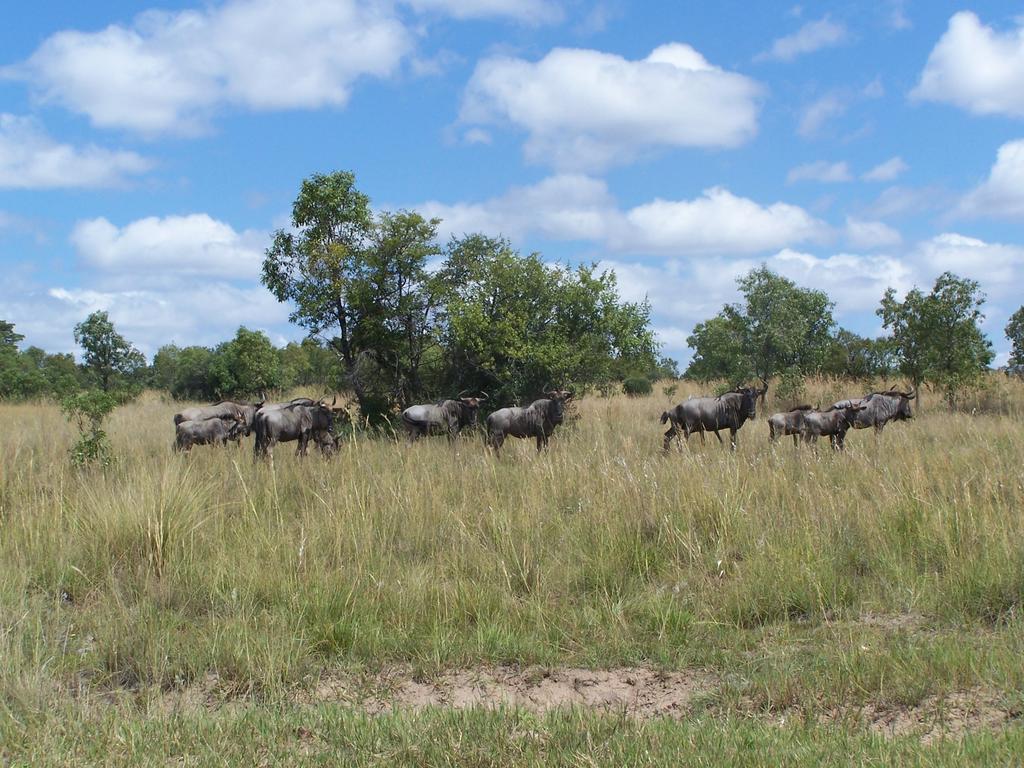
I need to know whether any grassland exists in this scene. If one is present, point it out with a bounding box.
[2,378,1023,765]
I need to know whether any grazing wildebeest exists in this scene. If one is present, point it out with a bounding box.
[800,402,868,450]
[400,394,487,442]
[767,405,815,447]
[174,414,246,452]
[486,390,573,455]
[830,388,915,433]
[173,401,246,427]
[661,380,768,451]
[253,397,346,459]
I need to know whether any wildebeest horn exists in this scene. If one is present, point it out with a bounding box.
[478,391,488,401]
[906,390,916,400]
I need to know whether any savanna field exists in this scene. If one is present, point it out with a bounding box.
[3,378,1024,765]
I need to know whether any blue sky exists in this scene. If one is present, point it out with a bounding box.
[1,1,1022,367]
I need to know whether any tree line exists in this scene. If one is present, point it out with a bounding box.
[2,170,1022,417]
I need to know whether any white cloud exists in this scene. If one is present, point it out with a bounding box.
[914,233,1024,299]
[786,160,852,184]
[756,17,847,62]
[12,0,413,135]
[769,248,914,312]
[621,188,829,255]
[419,177,829,256]
[460,43,762,170]
[798,93,847,137]
[844,217,902,249]
[0,114,151,188]
[862,156,908,182]
[403,0,563,23]
[912,11,1024,118]
[71,214,266,279]
[958,138,1024,219]
[865,184,952,219]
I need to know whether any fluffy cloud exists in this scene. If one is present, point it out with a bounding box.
[403,0,562,23]
[786,160,852,183]
[958,138,1024,219]
[844,217,902,249]
[419,176,828,256]
[912,12,1024,118]
[12,0,413,135]
[460,43,762,170]
[862,156,908,182]
[71,214,266,279]
[756,17,847,62]
[0,114,151,188]
[913,233,1024,299]
[620,188,828,255]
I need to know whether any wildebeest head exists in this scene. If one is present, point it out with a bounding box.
[729,385,761,420]
[455,391,487,427]
[893,390,915,420]
[543,389,573,426]
[839,402,868,427]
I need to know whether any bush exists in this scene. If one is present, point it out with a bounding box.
[623,377,653,397]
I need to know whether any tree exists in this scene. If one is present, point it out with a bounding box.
[61,389,121,466]
[170,346,218,400]
[878,272,993,407]
[1006,306,1024,375]
[209,327,282,399]
[685,266,835,384]
[438,235,659,403]
[263,171,441,419]
[821,329,895,380]
[73,311,145,392]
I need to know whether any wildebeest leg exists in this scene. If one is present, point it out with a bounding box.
[663,424,680,452]
[792,433,799,447]
[713,430,724,445]
[729,429,737,451]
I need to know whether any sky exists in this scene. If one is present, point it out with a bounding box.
[1,1,1022,367]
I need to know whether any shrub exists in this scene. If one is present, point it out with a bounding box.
[623,377,653,397]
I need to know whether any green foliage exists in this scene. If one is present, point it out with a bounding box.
[879,272,994,406]
[821,329,896,380]
[622,376,653,397]
[1006,306,1024,374]
[209,327,283,399]
[0,320,83,399]
[73,311,145,392]
[686,266,834,383]
[662,383,678,400]
[440,235,659,404]
[60,389,121,466]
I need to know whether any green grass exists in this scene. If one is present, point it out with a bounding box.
[1,380,1023,763]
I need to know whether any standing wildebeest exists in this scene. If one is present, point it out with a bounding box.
[830,388,915,433]
[174,414,246,451]
[253,397,345,459]
[801,402,868,450]
[767,405,815,447]
[400,394,487,442]
[173,398,265,441]
[486,390,573,455]
[661,380,767,451]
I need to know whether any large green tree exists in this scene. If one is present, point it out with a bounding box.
[685,266,835,384]
[262,171,442,418]
[72,311,145,392]
[1006,306,1024,374]
[878,272,993,406]
[209,327,283,399]
[438,234,659,403]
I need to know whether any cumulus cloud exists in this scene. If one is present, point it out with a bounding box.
[756,17,847,62]
[460,43,762,170]
[844,217,902,249]
[418,176,828,256]
[914,233,1024,299]
[403,0,563,23]
[769,249,914,312]
[786,160,852,183]
[958,138,1024,219]
[912,11,1024,118]
[11,0,413,135]
[70,214,267,279]
[0,114,151,188]
[862,156,908,182]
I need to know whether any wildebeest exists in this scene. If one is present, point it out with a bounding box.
[801,402,868,450]
[174,414,246,452]
[486,390,573,455]
[400,394,487,442]
[173,398,265,440]
[830,388,915,433]
[253,397,346,459]
[661,380,768,451]
[767,405,815,447]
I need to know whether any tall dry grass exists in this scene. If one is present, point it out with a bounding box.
[1,377,1023,714]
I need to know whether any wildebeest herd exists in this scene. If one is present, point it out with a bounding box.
[172,383,915,457]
